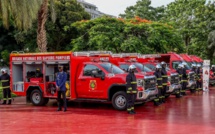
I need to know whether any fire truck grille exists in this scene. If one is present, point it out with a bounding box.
[144,77,156,90]
[171,74,179,84]
[189,72,195,81]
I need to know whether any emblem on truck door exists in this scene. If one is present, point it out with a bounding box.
[89,80,97,90]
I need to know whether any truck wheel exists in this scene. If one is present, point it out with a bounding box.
[112,91,127,111]
[30,90,44,106]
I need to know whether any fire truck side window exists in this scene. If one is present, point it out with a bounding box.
[83,64,101,76]
[119,64,129,72]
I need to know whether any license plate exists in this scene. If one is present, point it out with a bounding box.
[175,77,178,79]
[150,80,155,83]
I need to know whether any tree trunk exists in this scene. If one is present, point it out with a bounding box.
[37,0,48,52]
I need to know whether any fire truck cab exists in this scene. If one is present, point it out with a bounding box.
[10,51,149,110]
[110,53,158,102]
[155,52,196,91]
[138,54,181,97]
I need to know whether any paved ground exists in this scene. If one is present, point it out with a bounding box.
[1,88,215,134]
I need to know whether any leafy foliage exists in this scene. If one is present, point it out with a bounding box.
[69,17,183,54]
[163,0,215,61]
[16,0,90,52]
[119,0,165,21]
[0,0,42,30]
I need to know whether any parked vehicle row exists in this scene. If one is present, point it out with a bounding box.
[10,51,208,110]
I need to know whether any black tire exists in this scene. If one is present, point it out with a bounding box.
[112,91,127,111]
[43,98,49,105]
[30,90,44,106]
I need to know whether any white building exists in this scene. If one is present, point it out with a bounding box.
[77,0,115,19]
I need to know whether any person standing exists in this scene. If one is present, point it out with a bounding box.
[196,64,202,91]
[126,65,137,114]
[176,64,184,97]
[161,62,168,103]
[56,65,67,112]
[181,63,188,95]
[211,65,215,76]
[191,64,198,92]
[153,64,162,106]
[0,68,11,105]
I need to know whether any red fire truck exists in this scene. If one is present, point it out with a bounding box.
[110,53,158,101]
[10,51,148,110]
[155,52,196,92]
[137,54,181,98]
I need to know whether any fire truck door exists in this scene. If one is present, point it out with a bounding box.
[77,64,104,99]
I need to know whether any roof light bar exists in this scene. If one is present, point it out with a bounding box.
[112,53,140,58]
[140,54,161,58]
[73,51,112,57]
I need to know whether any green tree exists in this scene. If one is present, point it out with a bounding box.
[16,0,90,52]
[0,19,23,66]
[37,0,56,52]
[0,0,42,30]
[70,17,183,53]
[163,0,215,59]
[119,0,165,21]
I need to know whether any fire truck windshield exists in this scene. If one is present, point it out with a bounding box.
[144,64,156,71]
[133,63,152,72]
[172,61,191,70]
[100,63,124,74]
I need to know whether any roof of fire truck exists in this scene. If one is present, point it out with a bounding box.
[179,54,193,62]
[159,52,184,61]
[189,55,203,63]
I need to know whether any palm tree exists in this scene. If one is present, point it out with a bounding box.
[37,0,56,52]
[0,0,42,30]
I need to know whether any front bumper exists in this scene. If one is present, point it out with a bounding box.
[136,88,158,102]
[166,84,181,94]
[186,80,196,89]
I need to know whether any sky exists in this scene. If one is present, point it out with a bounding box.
[83,0,175,17]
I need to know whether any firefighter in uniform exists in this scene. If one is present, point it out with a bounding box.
[211,65,215,85]
[191,64,198,92]
[176,64,184,98]
[211,65,215,76]
[0,68,11,105]
[181,63,188,95]
[126,65,137,114]
[153,64,162,106]
[56,65,67,112]
[161,62,168,103]
[196,64,202,91]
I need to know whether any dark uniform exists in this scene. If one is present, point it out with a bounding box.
[56,66,67,112]
[196,68,202,91]
[192,67,198,91]
[161,67,168,102]
[211,67,215,76]
[0,73,11,104]
[176,68,183,97]
[126,71,137,114]
[181,67,187,95]
[154,70,162,105]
